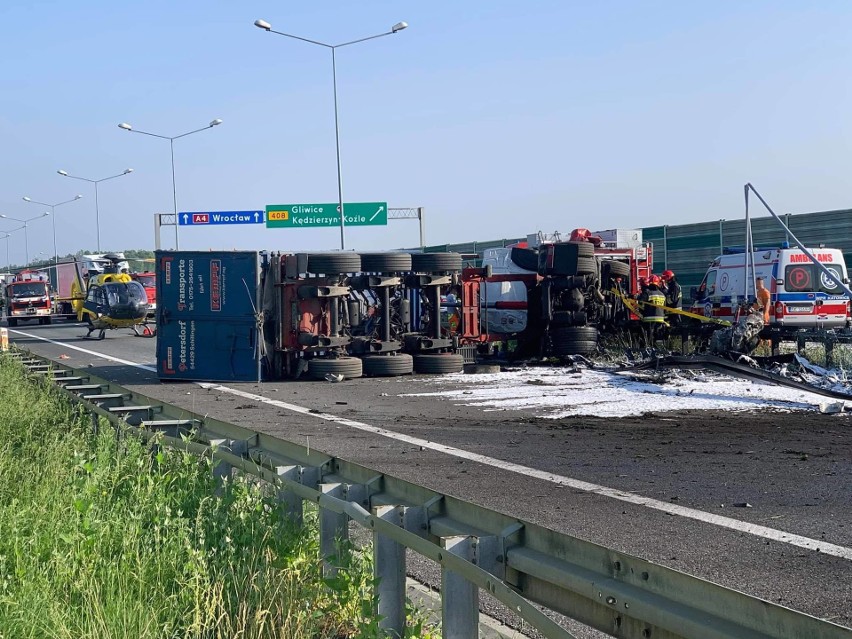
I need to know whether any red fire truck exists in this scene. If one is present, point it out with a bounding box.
[4,271,52,326]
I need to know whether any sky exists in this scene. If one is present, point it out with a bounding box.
[0,1,850,265]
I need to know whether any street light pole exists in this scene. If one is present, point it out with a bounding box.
[57,168,134,252]
[254,18,408,250]
[22,195,83,266]
[117,119,223,249]
[0,213,50,266]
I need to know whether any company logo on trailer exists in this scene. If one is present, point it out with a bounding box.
[210,259,221,311]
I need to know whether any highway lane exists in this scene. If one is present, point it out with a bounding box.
[7,321,851,634]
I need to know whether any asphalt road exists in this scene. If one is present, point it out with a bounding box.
[7,321,851,637]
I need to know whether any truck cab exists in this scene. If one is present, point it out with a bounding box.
[5,271,52,326]
[130,271,156,317]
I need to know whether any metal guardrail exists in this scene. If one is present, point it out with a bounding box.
[6,348,851,639]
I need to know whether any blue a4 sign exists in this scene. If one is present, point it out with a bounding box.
[179,211,265,226]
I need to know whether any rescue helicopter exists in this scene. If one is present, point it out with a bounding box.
[70,253,155,339]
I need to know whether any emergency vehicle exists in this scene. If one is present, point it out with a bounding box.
[4,271,52,326]
[689,246,851,333]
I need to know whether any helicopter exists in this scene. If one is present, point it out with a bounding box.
[69,253,155,339]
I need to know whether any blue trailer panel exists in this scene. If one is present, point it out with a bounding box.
[156,251,260,381]
[155,250,259,319]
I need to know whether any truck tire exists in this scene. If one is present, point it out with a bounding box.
[306,253,362,275]
[575,256,598,275]
[413,353,464,374]
[510,247,539,272]
[307,356,363,380]
[550,326,598,356]
[411,253,463,273]
[361,353,414,376]
[7,318,17,327]
[359,253,412,273]
[606,260,630,278]
[43,316,52,326]
[568,241,595,258]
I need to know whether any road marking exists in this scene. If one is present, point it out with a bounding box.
[11,329,852,561]
[8,329,157,371]
[201,383,852,561]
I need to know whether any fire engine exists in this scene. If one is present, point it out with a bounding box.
[4,271,52,326]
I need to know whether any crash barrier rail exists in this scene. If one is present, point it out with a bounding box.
[5,348,850,639]
[625,354,852,402]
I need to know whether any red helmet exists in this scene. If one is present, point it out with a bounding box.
[662,269,675,280]
[649,275,662,286]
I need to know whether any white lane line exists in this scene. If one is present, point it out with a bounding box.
[11,329,852,561]
[9,329,157,371]
[201,383,852,561]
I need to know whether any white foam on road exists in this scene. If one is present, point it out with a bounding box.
[401,366,841,417]
[10,330,852,561]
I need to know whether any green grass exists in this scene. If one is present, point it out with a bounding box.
[0,356,438,639]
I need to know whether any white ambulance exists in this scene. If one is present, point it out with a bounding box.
[690,246,851,332]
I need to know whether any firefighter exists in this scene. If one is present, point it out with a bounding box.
[639,275,667,345]
[661,269,682,326]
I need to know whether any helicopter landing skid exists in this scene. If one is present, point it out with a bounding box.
[84,327,107,340]
[133,323,157,338]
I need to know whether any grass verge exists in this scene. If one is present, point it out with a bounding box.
[0,355,437,638]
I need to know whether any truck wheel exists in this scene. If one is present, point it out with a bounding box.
[306,253,362,275]
[510,247,539,271]
[575,256,598,275]
[359,253,413,273]
[7,318,17,327]
[550,326,598,355]
[43,316,52,326]
[361,353,414,376]
[307,356,363,380]
[606,260,630,278]
[411,253,463,273]
[413,353,464,374]
[568,241,595,258]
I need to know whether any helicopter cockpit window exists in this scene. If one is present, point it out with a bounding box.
[87,287,107,306]
[105,282,147,306]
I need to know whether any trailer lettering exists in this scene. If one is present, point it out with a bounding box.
[210,260,222,311]
[178,319,188,371]
[177,259,187,311]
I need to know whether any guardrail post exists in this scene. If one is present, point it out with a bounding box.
[441,536,478,639]
[374,504,406,638]
[320,483,348,576]
[276,465,306,526]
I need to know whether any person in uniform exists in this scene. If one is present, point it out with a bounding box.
[639,275,667,345]
[661,269,682,326]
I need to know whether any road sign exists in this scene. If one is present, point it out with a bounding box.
[265,202,387,228]
[178,210,265,226]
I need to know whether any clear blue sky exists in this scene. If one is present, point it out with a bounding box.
[0,1,850,264]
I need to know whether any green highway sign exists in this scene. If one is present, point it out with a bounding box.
[266,202,388,228]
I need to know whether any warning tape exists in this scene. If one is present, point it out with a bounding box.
[610,288,732,326]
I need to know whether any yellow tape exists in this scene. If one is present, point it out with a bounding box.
[610,288,731,326]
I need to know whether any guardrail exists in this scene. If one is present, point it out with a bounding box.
[6,348,850,639]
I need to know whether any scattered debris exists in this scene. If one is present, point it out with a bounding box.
[58,354,70,360]
[818,402,844,415]
[324,373,345,383]
[733,502,753,508]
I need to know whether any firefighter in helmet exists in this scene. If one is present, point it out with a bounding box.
[639,274,667,345]
[661,269,682,326]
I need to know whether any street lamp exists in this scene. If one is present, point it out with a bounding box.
[117,119,223,249]
[0,230,18,275]
[0,213,50,266]
[57,168,133,252]
[22,195,83,266]
[254,18,408,250]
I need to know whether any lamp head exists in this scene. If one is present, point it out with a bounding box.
[74,195,82,200]
[58,170,68,176]
[209,119,223,127]
[392,21,408,33]
[254,19,272,31]
[22,197,31,202]
[118,123,132,131]
[43,212,50,217]
[124,168,134,174]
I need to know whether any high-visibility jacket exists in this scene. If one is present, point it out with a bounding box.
[640,289,666,323]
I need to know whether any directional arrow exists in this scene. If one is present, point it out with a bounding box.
[254,211,260,223]
[182,213,189,225]
[369,205,385,222]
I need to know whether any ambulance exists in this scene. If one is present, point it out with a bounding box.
[690,246,851,333]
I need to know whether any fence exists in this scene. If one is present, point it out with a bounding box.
[8,349,850,639]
